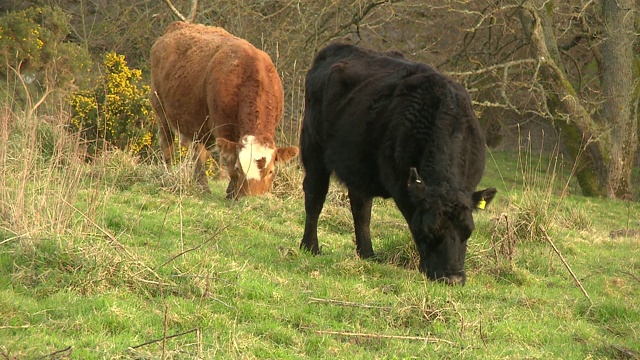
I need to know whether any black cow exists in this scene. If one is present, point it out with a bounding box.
[299,43,497,285]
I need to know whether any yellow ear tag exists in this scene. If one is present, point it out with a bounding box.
[477,198,486,210]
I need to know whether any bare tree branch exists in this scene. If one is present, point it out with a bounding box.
[163,0,198,22]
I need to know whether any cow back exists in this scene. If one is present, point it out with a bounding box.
[300,43,495,284]
[302,43,486,198]
[150,22,283,144]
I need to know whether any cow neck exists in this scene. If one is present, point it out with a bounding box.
[235,54,281,141]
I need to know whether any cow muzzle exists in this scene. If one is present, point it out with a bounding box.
[424,267,466,286]
[440,271,466,286]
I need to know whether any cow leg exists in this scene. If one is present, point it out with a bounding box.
[153,98,174,168]
[225,174,240,199]
[348,190,374,258]
[191,142,211,192]
[300,164,330,255]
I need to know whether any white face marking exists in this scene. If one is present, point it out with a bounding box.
[237,135,274,181]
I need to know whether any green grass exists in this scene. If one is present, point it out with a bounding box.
[1,112,639,359]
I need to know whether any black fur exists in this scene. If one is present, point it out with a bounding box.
[299,43,496,285]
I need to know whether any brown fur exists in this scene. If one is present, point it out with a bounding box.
[150,22,298,197]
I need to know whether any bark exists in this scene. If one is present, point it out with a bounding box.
[521,0,638,198]
[599,0,637,198]
[522,1,605,196]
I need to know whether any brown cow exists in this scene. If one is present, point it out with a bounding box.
[150,22,298,197]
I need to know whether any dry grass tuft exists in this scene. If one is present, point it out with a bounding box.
[0,105,89,240]
[271,161,304,200]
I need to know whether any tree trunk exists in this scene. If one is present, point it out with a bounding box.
[522,1,605,196]
[521,0,638,198]
[599,0,638,198]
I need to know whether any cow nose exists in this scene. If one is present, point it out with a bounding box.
[443,271,466,286]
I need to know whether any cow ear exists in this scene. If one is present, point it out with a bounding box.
[472,187,497,210]
[275,146,299,163]
[407,167,426,196]
[216,138,238,155]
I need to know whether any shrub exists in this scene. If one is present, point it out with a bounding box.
[69,52,155,158]
[0,6,93,102]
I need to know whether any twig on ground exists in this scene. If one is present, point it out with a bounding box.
[61,197,173,287]
[155,225,227,270]
[309,297,392,310]
[40,346,71,359]
[611,344,639,360]
[129,328,199,350]
[304,327,455,345]
[0,233,29,246]
[0,324,30,329]
[621,271,640,284]
[539,225,593,305]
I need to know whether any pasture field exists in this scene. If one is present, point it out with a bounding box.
[1,112,639,359]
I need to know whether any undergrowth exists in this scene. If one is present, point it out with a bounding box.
[1,104,639,359]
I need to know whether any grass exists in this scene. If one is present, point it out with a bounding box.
[1,107,639,359]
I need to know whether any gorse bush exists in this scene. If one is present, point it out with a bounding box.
[0,6,92,94]
[69,53,154,157]
[0,9,45,67]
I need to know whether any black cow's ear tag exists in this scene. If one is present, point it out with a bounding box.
[472,188,497,210]
[408,167,426,194]
[477,198,486,209]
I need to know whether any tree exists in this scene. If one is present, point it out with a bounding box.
[598,0,638,198]
[517,0,638,197]
[152,0,640,198]
[0,5,93,113]
[4,0,637,197]
[429,0,638,198]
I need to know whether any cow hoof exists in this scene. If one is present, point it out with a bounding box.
[357,250,375,259]
[300,242,320,255]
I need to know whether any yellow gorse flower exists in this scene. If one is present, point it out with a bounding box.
[69,52,155,157]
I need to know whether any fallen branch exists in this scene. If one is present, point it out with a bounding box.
[539,225,593,305]
[305,328,455,345]
[61,197,172,287]
[129,328,199,350]
[0,324,30,329]
[611,344,639,359]
[309,297,391,310]
[155,226,227,270]
[0,233,28,246]
[621,271,640,284]
[40,346,72,359]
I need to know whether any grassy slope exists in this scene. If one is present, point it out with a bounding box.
[1,138,639,359]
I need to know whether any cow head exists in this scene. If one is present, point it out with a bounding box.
[407,168,496,285]
[217,136,299,198]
